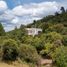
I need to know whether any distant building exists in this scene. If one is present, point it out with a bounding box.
[26,28,42,36]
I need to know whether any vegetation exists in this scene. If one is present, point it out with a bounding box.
[0,7,67,67]
[2,39,18,61]
[19,44,39,64]
[0,23,5,36]
[52,46,67,67]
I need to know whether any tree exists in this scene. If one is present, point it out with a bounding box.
[20,24,25,30]
[55,12,60,16]
[60,7,65,13]
[0,23,5,36]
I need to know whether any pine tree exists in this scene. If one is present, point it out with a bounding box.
[60,7,65,13]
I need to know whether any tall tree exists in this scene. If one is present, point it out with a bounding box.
[60,7,65,13]
[0,23,5,36]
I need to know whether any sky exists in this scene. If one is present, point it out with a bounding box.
[0,0,67,31]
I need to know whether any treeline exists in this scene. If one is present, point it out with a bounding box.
[0,7,67,67]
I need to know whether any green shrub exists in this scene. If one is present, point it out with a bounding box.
[32,37,44,53]
[40,32,63,44]
[19,44,40,63]
[2,39,18,61]
[52,46,67,67]
[21,36,33,44]
[46,24,64,33]
[40,43,54,58]
[63,35,67,46]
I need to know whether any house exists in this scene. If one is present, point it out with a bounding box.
[26,28,42,36]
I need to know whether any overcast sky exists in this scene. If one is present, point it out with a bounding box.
[0,0,67,31]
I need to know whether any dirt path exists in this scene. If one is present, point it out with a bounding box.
[40,59,52,67]
[41,59,52,65]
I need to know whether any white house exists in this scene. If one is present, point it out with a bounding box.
[26,28,42,36]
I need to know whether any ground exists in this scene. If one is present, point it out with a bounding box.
[41,59,52,67]
[0,61,29,67]
[0,59,52,67]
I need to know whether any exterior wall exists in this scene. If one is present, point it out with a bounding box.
[26,28,42,36]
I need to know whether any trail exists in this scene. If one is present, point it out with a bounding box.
[40,59,52,67]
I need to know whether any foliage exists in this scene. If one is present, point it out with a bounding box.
[0,23,5,36]
[27,7,67,35]
[52,46,67,67]
[7,25,26,42]
[21,36,33,44]
[0,7,67,66]
[19,44,40,63]
[40,43,56,58]
[40,32,63,44]
[32,37,44,53]
[2,39,18,61]
[63,35,67,46]
[45,24,64,33]
[44,43,54,56]
[60,7,65,13]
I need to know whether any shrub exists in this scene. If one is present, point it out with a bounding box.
[32,37,44,53]
[21,36,33,44]
[2,39,18,61]
[40,43,54,58]
[46,24,64,33]
[40,32,63,44]
[52,46,67,67]
[63,35,67,46]
[19,44,40,64]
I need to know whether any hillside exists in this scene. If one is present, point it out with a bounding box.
[27,11,67,28]
[27,11,67,34]
[0,7,67,67]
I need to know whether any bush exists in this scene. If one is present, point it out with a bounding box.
[19,44,40,64]
[46,24,64,33]
[21,36,33,44]
[2,39,18,61]
[52,46,67,67]
[40,43,54,58]
[63,35,67,46]
[40,32,63,44]
[32,37,44,53]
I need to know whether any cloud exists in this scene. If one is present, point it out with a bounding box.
[12,1,59,17]
[11,1,60,25]
[11,17,19,24]
[0,0,67,31]
[0,1,7,14]
[10,1,60,28]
